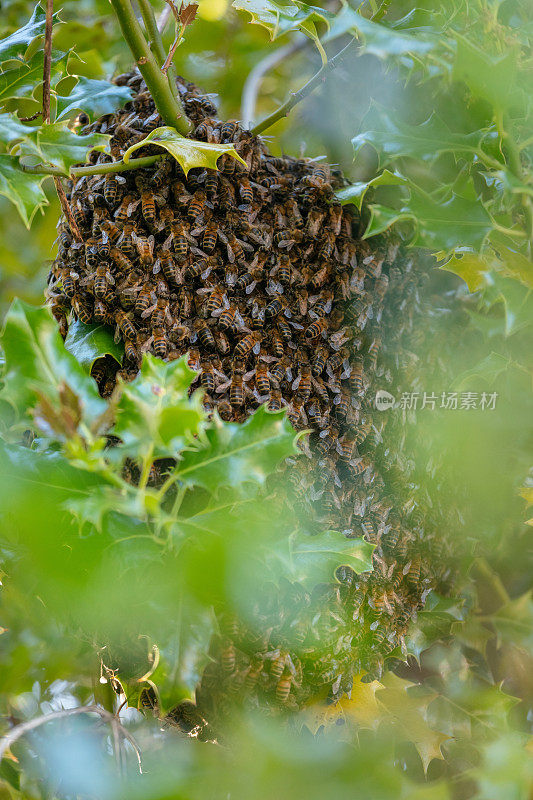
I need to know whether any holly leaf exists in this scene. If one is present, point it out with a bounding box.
[302,673,383,734]
[0,6,57,63]
[123,126,247,176]
[232,0,334,63]
[491,591,533,652]
[112,353,204,461]
[336,170,409,210]
[174,404,297,492]
[14,122,110,174]
[0,153,48,227]
[286,529,375,587]
[55,76,134,122]
[326,4,435,60]
[376,673,450,774]
[353,106,488,168]
[363,203,413,239]
[0,300,106,426]
[64,320,124,373]
[437,249,490,292]
[0,50,67,108]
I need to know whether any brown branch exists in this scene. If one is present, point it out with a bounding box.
[0,705,142,774]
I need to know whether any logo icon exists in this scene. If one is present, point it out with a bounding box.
[375,390,395,411]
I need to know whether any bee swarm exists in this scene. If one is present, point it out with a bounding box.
[48,71,457,718]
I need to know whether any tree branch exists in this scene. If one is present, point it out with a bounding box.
[136,0,180,101]
[250,38,356,137]
[20,153,166,179]
[0,705,142,774]
[109,0,190,134]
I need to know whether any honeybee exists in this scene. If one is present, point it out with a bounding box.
[221,639,236,674]
[220,231,247,264]
[100,219,121,245]
[315,425,338,455]
[202,221,218,253]
[135,283,154,316]
[252,362,270,400]
[133,232,154,265]
[277,318,293,342]
[221,120,239,142]
[328,203,343,236]
[309,289,333,319]
[115,310,136,341]
[70,200,87,231]
[273,228,303,249]
[93,264,115,299]
[104,173,126,206]
[155,248,181,286]
[292,364,312,403]
[60,267,78,298]
[234,331,261,358]
[110,247,134,272]
[114,193,139,223]
[143,296,171,328]
[238,176,253,206]
[135,177,157,228]
[306,208,325,237]
[188,190,207,220]
[368,338,381,371]
[193,319,216,349]
[152,326,168,358]
[117,222,137,259]
[268,388,283,411]
[304,317,327,341]
[270,329,285,357]
[152,158,173,188]
[72,296,92,324]
[264,296,289,320]
[218,400,233,421]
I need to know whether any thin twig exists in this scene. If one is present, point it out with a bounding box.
[0,705,143,774]
[137,0,180,101]
[251,38,356,137]
[157,4,172,33]
[20,153,165,179]
[161,0,183,76]
[41,0,82,239]
[240,39,305,128]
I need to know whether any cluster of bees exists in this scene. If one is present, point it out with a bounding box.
[48,71,457,720]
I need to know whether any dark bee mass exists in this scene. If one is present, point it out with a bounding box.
[48,70,459,721]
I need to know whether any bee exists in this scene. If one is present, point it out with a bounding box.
[135,284,154,316]
[136,178,157,228]
[70,200,87,231]
[273,228,303,249]
[194,117,219,141]
[346,456,370,478]
[405,556,421,588]
[221,639,236,674]
[204,168,218,197]
[244,655,264,691]
[306,208,325,238]
[270,329,285,357]
[274,254,291,285]
[254,362,270,398]
[85,238,99,268]
[169,221,189,261]
[236,265,263,294]
[220,231,246,264]
[315,425,338,455]
[60,268,78,298]
[334,390,350,418]
[217,304,238,331]
[144,296,170,328]
[134,232,154,265]
[304,317,327,341]
[349,358,364,393]
[328,202,343,235]
[374,274,389,302]
[94,264,115,299]
[218,400,233,421]
[114,194,139,223]
[368,338,381,371]
[202,286,226,317]
[293,364,312,403]
[219,176,236,210]
[156,249,180,286]
[117,222,137,259]
[276,669,295,703]
[221,120,239,142]
[103,173,125,206]
[202,221,218,253]
[188,189,207,220]
[264,296,288,320]
[269,356,289,385]
[115,310,136,340]
[180,286,194,317]
[306,397,323,428]
[229,365,245,406]
[266,649,289,680]
[200,359,216,393]
[319,232,336,260]
[124,337,140,363]
[110,247,134,272]
[193,319,216,349]
[268,388,283,411]
[93,300,107,322]
[100,219,121,245]
[234,331,261,358]
[337,433,357,462]
[152,326,168,358]
[214,329,230,355]
[309,289,333,319]
[72,296,92,324]
[238,176,253,205]
[152,158,173,188]
[277,318,292,342]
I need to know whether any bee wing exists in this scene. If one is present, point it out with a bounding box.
[291,376,301,391]
[153,259,161,275]
[215,380,231,393]
[107,273,116,285]
[141,303,157,319]
[245,281,257,295]
[252,341,261,355]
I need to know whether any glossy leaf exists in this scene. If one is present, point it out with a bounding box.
[336,169,409,210]
[112,353,204,460]
[287,529,375,587]
[438,249,490,292]
[0,153,48,227]
[0,50,67,108]
[64,320,124,372]
[123,126,247,176]
[232,0,334,63]
[15,122,110,174]
[174,404,297,492]
[0,6,56,63]
[0,300,106,424]
[55,76,135,122]
[302,673,383,734]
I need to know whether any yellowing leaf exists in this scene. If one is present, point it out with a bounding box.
[299,674,383,734]
[438,249,490,292]
[376,673,450,774]
[519,487,533,507]
[123,126,247,176]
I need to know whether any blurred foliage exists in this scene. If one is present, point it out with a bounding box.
[0,0,531,799]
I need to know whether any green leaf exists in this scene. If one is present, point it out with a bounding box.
[232,0,334,63]
[437,249,490,292]
[123,126,247,176]
[491,274,533,336]
[174,404,297,492]
[112,353,204,461]
[55,76,134,122]
[363,203,413,239]
[353,106,489,168]
[14,121,110,175]
[64,320,124,372]
[453,34,526,114]
[336,170,409,210]
[0,153,48,227]
[325,4,435,60]
[0,6,55,63]
[0,50,67,108]
[491,591,533,652]
[288,529,375,587]
[0,300,106,425]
